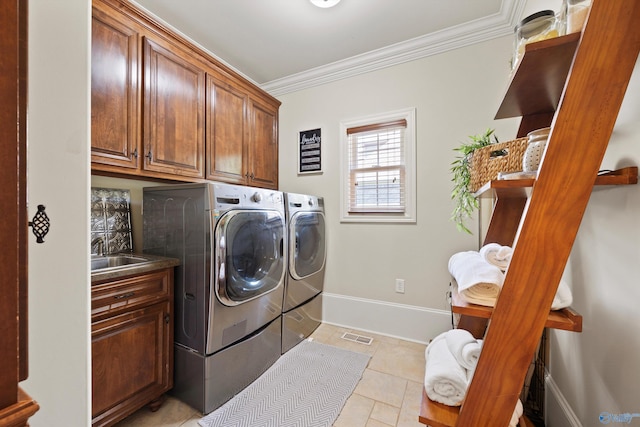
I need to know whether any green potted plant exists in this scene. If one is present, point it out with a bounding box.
[450,129,499,233]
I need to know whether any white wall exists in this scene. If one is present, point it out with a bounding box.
[26,0,639,424]
[23,0,91,426]
[546,58,640,427]
[279,4,640,425]
[277,35,520,343]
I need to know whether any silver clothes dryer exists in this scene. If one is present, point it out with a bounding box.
[282,192,326,354]
[143,182,286,414]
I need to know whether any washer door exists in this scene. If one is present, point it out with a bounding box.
[215,210,285,306]
[289,211,326,279]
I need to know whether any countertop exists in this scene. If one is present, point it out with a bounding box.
[91,253,180,284]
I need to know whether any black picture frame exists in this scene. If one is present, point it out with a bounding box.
[298,128,322,174]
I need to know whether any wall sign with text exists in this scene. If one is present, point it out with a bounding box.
[298,128,322,174]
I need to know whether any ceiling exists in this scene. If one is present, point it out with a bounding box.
[130,0,526,96]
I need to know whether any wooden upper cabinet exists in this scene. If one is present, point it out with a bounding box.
[143,37,205,179]
[248,97,279,189]
[91,5,139,169]
[206,72,280,189]
[205,73,249,183]
[91,0,280,188]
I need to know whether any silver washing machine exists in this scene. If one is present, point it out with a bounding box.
[282,192,326,354]
[143,182,286,414]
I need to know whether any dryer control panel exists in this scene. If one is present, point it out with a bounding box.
[211,182,284,213]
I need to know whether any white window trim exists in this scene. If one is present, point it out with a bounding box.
[340,107,416,223]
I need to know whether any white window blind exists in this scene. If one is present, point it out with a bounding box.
[346,119,407,213]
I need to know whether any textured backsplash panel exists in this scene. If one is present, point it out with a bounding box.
[91,187,133,255]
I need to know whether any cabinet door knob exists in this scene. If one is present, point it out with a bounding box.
[132,148,138,159]
[28,204,50,244]
[146,151,153,161]
[113,292,135,300]
[164,314,170,324]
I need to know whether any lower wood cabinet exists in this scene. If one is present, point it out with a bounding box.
[91,268,174,427]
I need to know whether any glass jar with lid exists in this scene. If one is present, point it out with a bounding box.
[522,127,550,172]
[565,0,592,33]
[512,10,561,69]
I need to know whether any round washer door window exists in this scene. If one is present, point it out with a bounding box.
[290,211,326,279]
[215,210,285,305]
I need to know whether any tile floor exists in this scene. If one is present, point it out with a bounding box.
[113,323,427,427]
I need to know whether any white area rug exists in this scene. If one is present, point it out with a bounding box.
[198,339,370,427]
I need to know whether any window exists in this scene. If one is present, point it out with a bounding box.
[340,108,416,223]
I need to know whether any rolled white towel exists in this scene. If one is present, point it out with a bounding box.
[551,279,573,310]
[444,329,482,370]
[424,332,469,406]
[479,243,513,271]
[449,251,504,307]
[510,399,524,427]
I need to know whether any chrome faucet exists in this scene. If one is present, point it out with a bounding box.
[91,236,105,256]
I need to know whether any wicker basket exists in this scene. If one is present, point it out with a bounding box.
[468,137,528,192]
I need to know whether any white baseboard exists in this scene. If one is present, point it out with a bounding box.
[545,371,582,427]
[322,292,451,344]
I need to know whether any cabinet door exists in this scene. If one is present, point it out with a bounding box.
[248,98,279,189]
[143,37,205,178]
[91,6,139,169]
[205,74,249,184]
[91,302,172,425]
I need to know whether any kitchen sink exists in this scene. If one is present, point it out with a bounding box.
[91,254,150,271]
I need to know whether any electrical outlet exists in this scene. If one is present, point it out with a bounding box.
[395,279,405,294]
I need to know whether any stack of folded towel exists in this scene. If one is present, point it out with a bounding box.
[479,242,513,271]
[424,329,483,406]
[448,250,504,307]
[448,243,573,310]
[424,329,523,426]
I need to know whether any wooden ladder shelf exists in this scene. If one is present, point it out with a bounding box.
[420,1,640,425]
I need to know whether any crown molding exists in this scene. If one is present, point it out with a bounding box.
[262,0,527,97]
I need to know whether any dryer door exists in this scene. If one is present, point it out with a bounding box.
[289,211,326,280]
[215,209,285,306]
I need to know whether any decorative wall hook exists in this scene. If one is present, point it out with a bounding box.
[28,204,50,243]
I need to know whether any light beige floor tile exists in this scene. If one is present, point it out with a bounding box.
[333,393,375,427]
[365,418,395,427]
[347,329,404,346]
[397,381,426,427]
[309,323,343,343]
[322,333,380,356]
[370,401,399,426]
[311,324,382,356]
[353,369,407,408]
[368,340,426,383]
[402,380,425,411]
[113,396,199,427]
[179,416,203,427]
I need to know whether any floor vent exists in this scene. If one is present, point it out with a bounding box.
[340,332,373,345]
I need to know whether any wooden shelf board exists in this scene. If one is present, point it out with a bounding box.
[596,166,638,186]
[419,388,459,427]
[495,32,581,119]
[451,284,582,332]
[475,179,534,199]
[419,388,534,427]
[475,166,638,199]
